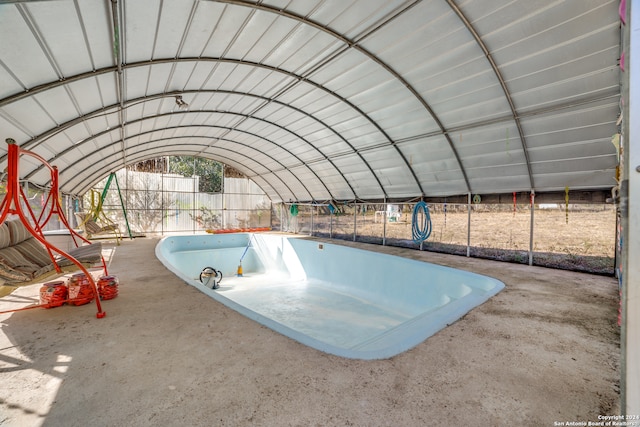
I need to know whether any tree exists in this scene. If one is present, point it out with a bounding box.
[168,156,223,193]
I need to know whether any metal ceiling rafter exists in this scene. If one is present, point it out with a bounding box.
[74,0,98,71]
[0,60,618,155]
[2,92,189,159]
[159,0,201,95]
[187,119,347,199]
[71,138,291,200]
[202,91,360,197]
[0,54,442,199]
[220,0,426,196]
[17,90,358,198]
[110,0,127,167]
[157,124,342,181]
[97,148,276,194]
[71,141,294,200]
[1,59,387,198]
[446,0,534,191]
[0,0,618,202]
[76,149,284,201]
[14,2,64,79]
[62,0,99,137]
[213,0,468,195]
[30,115,330,177]
[36,120,332,200]
[11,1,81,134]
[0,66,118,108]
[194,65,390,198]
[73,147,281,199]
[186,60,391,198]
[244,78,389,198]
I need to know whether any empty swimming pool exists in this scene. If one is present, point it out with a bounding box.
[155,233,504,360]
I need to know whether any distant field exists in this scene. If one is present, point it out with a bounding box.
[299,204,617,274]
[426,207,615,257]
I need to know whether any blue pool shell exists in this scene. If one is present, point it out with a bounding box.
[155,233,505,360]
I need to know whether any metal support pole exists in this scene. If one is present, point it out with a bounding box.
[192,167,197,235]
[125,169,129,233]
[161,166,164,235]
[467,193,471,257]
[329,206,333,238]
[310,204,314,236]
[622,0,640,413]
[529,191,535,266]
[419,200,424,251]
[112,173,133,239]
[382,199,387,246]
[353,202,357,242]
[221,164,225,230]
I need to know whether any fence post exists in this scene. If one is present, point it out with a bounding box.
[529,191,535,266]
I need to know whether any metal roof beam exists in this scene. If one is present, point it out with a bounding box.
[15,94,358,198]
[72,146,286,202]
[446,0,534,191]
[42,122,330,201]
[110,0,127,167]
[1,58,387,198]
[200,0,438,195]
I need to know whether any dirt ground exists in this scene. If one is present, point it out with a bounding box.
[308,207,616,274]
[0,236,620,427]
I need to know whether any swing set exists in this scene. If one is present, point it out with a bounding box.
[0,138,110,318]
[75,172,133,244]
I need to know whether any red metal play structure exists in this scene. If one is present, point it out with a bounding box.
[0,138,108,318]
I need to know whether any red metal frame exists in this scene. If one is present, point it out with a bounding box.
[0,138,107,318]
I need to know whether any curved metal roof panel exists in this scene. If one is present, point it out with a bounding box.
[0,0,621,203]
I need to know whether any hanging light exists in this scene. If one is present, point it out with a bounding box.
[174,95,189,110]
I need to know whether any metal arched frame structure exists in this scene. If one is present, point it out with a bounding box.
[0,0,632,413]
[3,58,425,200]
[2,0,619,206]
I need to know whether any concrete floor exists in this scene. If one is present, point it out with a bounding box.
[0,236,620,426]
